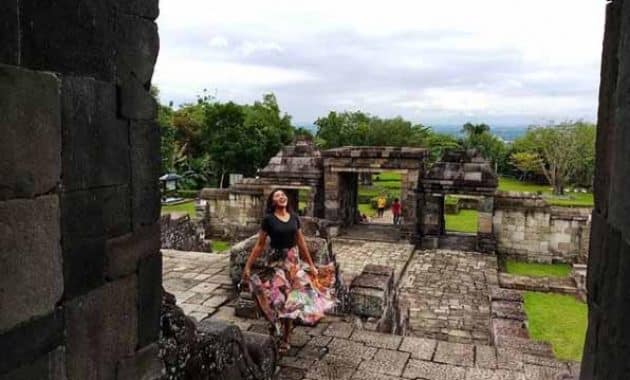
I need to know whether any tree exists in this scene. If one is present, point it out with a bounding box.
[314,111,432,149]
[510,152,544,181]
[462,128,508,173]
[243,93,294,166]
[461,122,490,137]
[511,121,596,194]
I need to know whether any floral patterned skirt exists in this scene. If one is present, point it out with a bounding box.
[249,247,336,334]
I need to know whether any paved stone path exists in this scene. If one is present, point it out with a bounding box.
[162,243,580,379]
[162,249,233,322]
[399,250,497,345]
[272,320,578,380]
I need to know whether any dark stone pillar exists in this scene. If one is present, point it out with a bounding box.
[581,1,630,379]
[0,1,163,378]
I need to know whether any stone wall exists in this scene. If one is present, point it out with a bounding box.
[200,188,265,240]
[581,0,630,377]
[0,2,163,379]
[493,192,591,263]
[160,214,210,252]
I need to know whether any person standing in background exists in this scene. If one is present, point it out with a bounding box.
[392,198,402,225]
[376,194,386,218]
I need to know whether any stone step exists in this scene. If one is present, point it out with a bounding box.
[495,335,555,357]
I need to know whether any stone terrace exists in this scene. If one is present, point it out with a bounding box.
[399,250,497,345]
[162,243,579,379]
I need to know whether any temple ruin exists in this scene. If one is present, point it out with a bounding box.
[1,0,630,379]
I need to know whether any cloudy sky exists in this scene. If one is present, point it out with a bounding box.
[154,0,605,127]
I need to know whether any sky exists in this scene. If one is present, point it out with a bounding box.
[153,0,606,127]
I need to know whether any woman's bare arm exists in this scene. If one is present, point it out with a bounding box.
[243,230,268,281]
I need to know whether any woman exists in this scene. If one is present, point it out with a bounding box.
[242,189,336,354]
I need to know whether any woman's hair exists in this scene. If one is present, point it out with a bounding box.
[265,188,293,214]
[394,198,399,202]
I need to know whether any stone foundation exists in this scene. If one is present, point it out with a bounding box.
[494,192,591,263]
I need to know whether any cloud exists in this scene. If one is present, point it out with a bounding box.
[154,0,605,125]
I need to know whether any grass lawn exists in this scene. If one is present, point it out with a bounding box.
[524,291,587,361]
[445,209,478,233]
[373,172,401,181]
[161,200,196,218]
[358,203,377,217]
[212,240,231,252]
[498,177,593,207]
[506,260,571,278]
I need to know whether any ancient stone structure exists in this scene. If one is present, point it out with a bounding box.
[0,2,164,379]
[419,149,499,252]
[581,0,630,378]
[494,192,591,263]
[201,144,500,249]
[322,146,428,241]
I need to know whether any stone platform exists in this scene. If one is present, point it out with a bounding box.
[332,238,415,285]
[399,250,497,345]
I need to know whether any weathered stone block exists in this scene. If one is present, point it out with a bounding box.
[0,346,66,380]
[65,275,138,380]
[20,0,118,81]
[116,14,159,85]
[105,223,160,279]
[62,186,131,242]
[62,236,106,299]
[0,1,19,65]
[115,343,163,380]
[349,287,386,318]
[0,196,63,332]
[118,77,158,120]
[0,65,61,200]
[130,121,161,229]
[61,77,130,191]
[0,310,64,374]
[137,252,162,347]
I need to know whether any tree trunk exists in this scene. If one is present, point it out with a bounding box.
[219,170,225,189]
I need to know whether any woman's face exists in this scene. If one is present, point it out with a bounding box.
[272,190,288,209]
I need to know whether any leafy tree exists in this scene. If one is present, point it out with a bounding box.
[511,121,596,194]
[461,122,490,137]
[462,128,508,173]
[243,93,294,165]
[510,152,544,181]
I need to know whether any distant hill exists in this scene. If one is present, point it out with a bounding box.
[294,123,528,143]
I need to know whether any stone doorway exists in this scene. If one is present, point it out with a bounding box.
[322,147,426,243]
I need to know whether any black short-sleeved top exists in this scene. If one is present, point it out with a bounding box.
[261,212,301,250]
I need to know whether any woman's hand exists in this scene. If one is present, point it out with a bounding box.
[309,266,318,277]
[242,268,251,284]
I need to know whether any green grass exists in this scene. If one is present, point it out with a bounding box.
[445,209,478,233]
[211,240,231,252]
[373,172,401,181]
[524,292,587,361]
[358,203,377,217]
[506,260,571,278]
[498,177,593,207]
[161,200,196,218]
